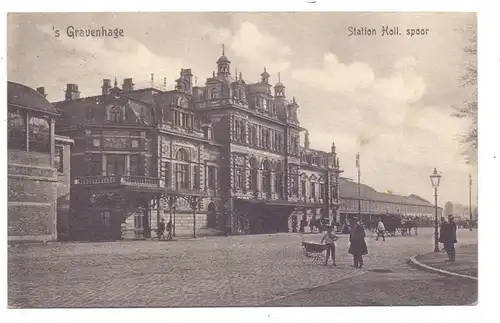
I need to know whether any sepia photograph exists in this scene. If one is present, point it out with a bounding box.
[7,11,478,308]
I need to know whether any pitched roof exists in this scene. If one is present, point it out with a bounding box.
[8,81,59,115]
[339,178,434,207]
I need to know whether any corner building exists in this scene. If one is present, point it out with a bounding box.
[55,52,342,240]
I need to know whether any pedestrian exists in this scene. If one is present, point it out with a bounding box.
[375,217,386,241]
[348,218,368,269]
[157,219,166,240]
[439,215,458,262]
[414,216,420,235]
[321,226,339,266]
[166,220,173,240]
[309,218,314,233]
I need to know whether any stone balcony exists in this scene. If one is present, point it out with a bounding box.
[73,175,162,191]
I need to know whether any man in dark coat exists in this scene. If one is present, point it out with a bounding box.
[439,215,458,262]
[348,218,368,268]
[157,219,166,240]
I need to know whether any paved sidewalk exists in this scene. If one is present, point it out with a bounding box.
[415,244,478,278]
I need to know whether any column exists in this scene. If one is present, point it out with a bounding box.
[270,172,275,199]
[50,118,55,167]
[102,154,107,175]
[125,155,130,175]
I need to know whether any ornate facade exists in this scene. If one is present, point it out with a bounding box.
[54,51,342,240]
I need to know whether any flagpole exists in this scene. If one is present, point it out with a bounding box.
[357,153,361,219]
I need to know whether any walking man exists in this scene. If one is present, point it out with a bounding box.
[348,218,368,269]
[321,226,338,266]
[440,215,458,262]
[375,217,386,241]
[166,220,173,240]
[157,219,166,240]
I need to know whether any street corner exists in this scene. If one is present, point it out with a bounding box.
[409,245,478,281]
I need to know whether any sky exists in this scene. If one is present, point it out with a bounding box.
[7,12,477,207]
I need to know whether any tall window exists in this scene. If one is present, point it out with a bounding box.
[240,121,246,142]
[235,165,246,191]
[130,155,140,175]
[90,154,102,175]
[262,160,271,197]
[263,99,268,111]
[291,174,299,196]
[165,162,171,187]
[175,149,190,190]
[28,116,50,153]
[301,180,307,197]
[249,158,258,192]
[208,166,217,189]
[193,165,201,189]
[8,108,26,150]
[108,106,123,123]
[311,182,316,199]
[54,146,64,173]
[274,162,283,199]
[106,154,126,176]
[319,183,326,200]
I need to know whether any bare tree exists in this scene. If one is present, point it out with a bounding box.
[452,26,477,164]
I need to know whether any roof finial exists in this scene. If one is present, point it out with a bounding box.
[239,71,242,80]
[195,76,198,86]
[235,68,238,78]
[163,77,167,91]
[222,44,225,56]
[114,77,118,87]
[150,73,154,87]
[264,66,267,73]
[278,72,281,83]
[212,71,215,78]
[293,96,296,104]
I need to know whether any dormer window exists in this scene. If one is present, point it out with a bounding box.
[108,106,123,123]
[211,88,219,100]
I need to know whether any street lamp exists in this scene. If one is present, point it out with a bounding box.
[469,174,473,231]
[429,168,442,252]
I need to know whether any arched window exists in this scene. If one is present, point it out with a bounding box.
[8,108,26,150]
[274,162,284,199]
[262,160,271,198]
[108,106,122,122]
[175,148,190,190]
[249,157,258,192]
[211,88,219,100]
[28,115,50,153]
[240,121,246,142]
[263,99,268,111]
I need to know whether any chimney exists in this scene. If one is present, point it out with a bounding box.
[304,131,310,149]
[36,87,46,97]
[122,78,134,92]
[102,79,111,95]
[65,84,80,100]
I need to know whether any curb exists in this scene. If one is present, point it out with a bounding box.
[408,256,478,281]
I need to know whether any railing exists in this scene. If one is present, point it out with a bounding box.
[74,175,160,188]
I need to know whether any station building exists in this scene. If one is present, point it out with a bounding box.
[53,51,343,240]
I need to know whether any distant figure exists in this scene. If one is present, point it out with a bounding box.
[309,219,314,233]
[439,215,458,262]
[376,217,386,241]
[157,219,166,240]
[321,226,338,266]
[299,217,307,233]
[166,220,173,240]
[414,216,420,235]
[348,218,368,269]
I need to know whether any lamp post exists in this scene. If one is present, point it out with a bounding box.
[429,168,442,252]
[469,174,473,231]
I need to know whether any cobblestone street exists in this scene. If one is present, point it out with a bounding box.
[8,228,477,308]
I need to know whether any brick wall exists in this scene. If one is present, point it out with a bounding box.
[8,149,58,241]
